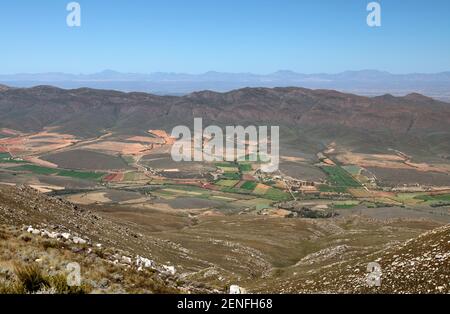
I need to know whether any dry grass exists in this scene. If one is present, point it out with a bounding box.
[0,225,184,294]
[0,230,8,240]
[0,263,91,294]
[14,263,50,293]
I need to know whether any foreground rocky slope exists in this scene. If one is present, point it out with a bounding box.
[0,185,212,294]
[1,184,448,294]
[287,224,450,294]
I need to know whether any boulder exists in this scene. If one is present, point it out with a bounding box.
[162,265,176,275]
[72,237,87,245]
[61,233,71,240]
[136,256,154,269]
[229,285,247,294]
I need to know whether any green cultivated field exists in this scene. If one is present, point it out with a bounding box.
[241,181,257,191]
[415,194,450,202]
[319,185,348,193]
[332,200,360,209]
[263,187,291,202]
[57,170,105,181]
[9,164,105,181]
[215,162,235,168]
[216,180,239,187]
[322,166,361,189]
[239,163,253,172]
[342,165,362,176]
[0,153,26,164]
[10,165,59,175]
[221,172,241,180]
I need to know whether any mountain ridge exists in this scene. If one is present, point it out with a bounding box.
[0,85,449,157]
[2,70,450,101]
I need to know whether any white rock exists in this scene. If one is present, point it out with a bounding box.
[162,265,176,275]
[61,233,71,240]
[122,256,132,264]
[41,230,52,237]
[229,285,246,294]
[72,237,87,245]
[48,232,59,239]
[32,229,41,235]
[136,256,154,269]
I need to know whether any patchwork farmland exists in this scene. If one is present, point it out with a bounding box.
[0,126,448,219]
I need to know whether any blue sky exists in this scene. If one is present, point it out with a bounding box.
[0,0,449,74]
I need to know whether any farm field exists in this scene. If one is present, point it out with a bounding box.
[321,166,362,190]
[42,149,132,171]
[8,164,105,180]
[416,194,450,202]
[332,200,360,209]
[0,153,10,159]
[341,165,362,176]
[0,128,448,224]
[368,167,450,186]
[0,152,26,164]
[241,181,258,191]
[216,179,239,187]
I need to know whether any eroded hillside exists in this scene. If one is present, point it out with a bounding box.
[1,184,448,294]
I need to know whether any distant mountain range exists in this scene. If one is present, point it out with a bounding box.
[1,70,450,101]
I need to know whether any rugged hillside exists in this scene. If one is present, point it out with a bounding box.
[0,86,174,137]
[0,86,449,147]
[0,185,212,294]
[287,224,450,294]
[1,184,448,294]
[371,224,449,293]
[0,186,450,293]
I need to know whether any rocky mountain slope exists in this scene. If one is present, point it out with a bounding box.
[1,85,449,155]
[285,224,450,294]
[0,185,213,294]
[1,184,448,294]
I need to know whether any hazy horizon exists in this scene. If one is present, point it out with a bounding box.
[2,68,450,76]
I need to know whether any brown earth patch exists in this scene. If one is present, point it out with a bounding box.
[103,173,124,183]
[127,136,165,144]
[83,141,152,155]
[0,131,78,156]
[148,130,176,145]
[337,152,450,174]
